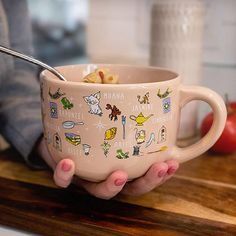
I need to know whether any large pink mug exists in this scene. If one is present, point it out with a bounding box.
[40,64,226,181]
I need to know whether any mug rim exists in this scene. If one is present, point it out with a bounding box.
[40,63,180,87]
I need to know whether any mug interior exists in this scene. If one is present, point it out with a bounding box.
[43,64,178,84]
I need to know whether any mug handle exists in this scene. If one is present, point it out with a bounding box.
[170,85,227,163]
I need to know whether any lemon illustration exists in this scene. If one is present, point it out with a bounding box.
[105,127,117,140]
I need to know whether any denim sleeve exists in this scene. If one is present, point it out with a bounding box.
[0,0,45,168]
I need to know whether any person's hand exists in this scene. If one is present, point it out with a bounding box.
[37,138,179,199]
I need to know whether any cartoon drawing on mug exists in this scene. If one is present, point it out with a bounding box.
[53,132,62,151]
[49,88,65,99]
[65,133,81,146]
[130,112,154,126]
[147,146,168,154]
[46,132,52,144]
[158,125,167,143]
[83,91,103,116]
[50,102,58,118]
[137,92,150,104]
[104,127,117,140]
[94,119,107,132]
[121,115,126,139]
[132,145,141,156]
[145,132,155,148]
[62,120,84,129]
[157,88,172,99]
[61,97,74,110]
[134,128,146,144]
[101,141,111,157]
[83,144,91,155]
[106,104,121,121]
[163,97,171,113]
[116,149,129,159]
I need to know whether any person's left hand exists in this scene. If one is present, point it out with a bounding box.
[38,138,179,199]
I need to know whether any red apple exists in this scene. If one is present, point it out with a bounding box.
[200,100,236,154]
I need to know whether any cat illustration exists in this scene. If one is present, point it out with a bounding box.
[83,91,103,116]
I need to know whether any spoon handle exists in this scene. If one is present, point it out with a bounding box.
[0,45,66,81]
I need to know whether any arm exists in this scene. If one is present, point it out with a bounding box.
[0,0,45,167]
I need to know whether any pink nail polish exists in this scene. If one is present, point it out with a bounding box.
[158,170,166,177]
[114,179,126,186]
[167,167,176,175]
[61,162,72,172]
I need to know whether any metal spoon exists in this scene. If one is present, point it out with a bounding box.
[0,45,67,81]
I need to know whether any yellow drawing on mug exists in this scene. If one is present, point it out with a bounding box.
[134,128,146,144]
[130,112,153,126]
[104,127,117,140]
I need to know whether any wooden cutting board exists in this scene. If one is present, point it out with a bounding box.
[0,148,236,236]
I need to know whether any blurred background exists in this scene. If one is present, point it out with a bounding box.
[1,0,236,147]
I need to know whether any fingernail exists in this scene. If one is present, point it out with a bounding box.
[61,162,72,172]
[114,179,126,186]
[158,170,166,177]
[167,167,177,175]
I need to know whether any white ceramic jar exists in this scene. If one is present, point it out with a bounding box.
[150,0,205,139]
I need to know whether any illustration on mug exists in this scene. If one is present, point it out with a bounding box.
[50,102,58,118]
[65,133,81,146]
[133,145,141,156]
[130,112,154,126]
[106,104,121,121]
[145,132,155,148]
[121,115,126,139]
[61,97,74,109]
[83,144,91,155]
[134,128,146,144]
[101,141,111,157]
[116,149,129,159]
[62,120,84,129]
[137,92,150,104]
[49,88,65,99]
[53,132,62,151]
[163,97,171,113]
[104,127,117,140]
[147,146,168,154]
[157,125,167,143]
[83,91,103,116]
[157,88,172,99]
[45,131,52,144]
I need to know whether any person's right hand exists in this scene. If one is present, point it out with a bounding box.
[37,138,179,199]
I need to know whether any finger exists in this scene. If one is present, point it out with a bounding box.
[121,162,168,196]
[161,159,179,183]
[76,170,128,200]
[54,159,75,188]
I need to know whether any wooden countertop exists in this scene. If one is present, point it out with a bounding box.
[0,148,236,236]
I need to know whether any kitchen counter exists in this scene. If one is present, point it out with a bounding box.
[0,147,236,236]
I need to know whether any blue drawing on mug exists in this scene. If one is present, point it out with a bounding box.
[50,102,58,118]
[163,97,171,113]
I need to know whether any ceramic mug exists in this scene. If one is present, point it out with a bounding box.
[40,64,226,182]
